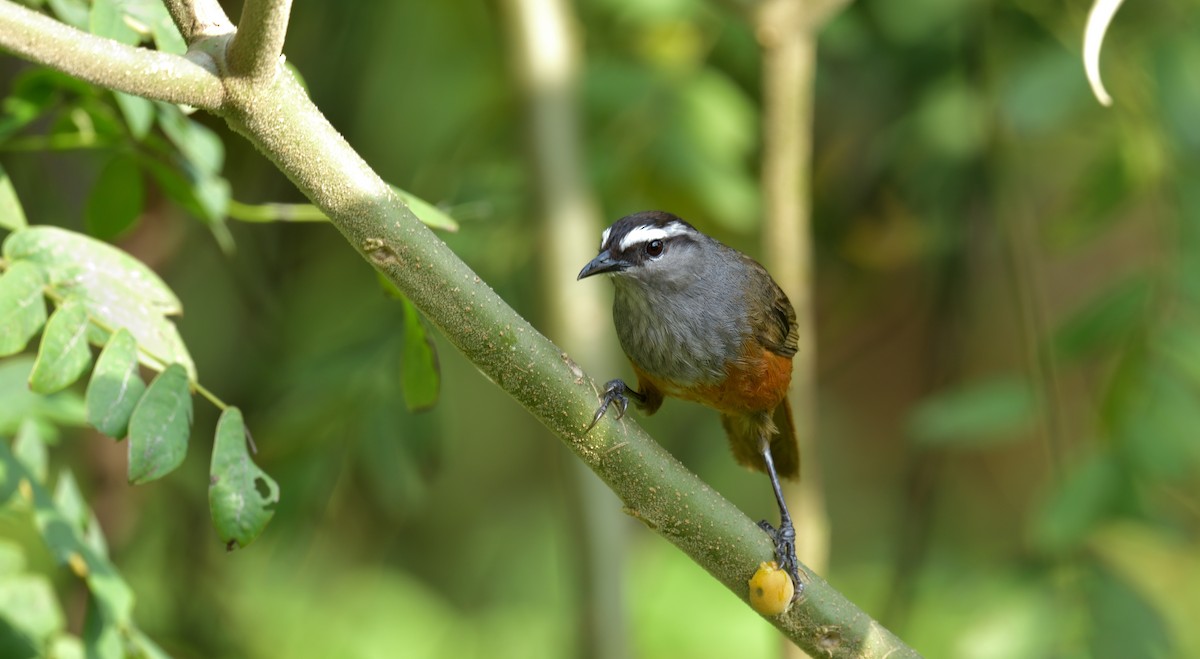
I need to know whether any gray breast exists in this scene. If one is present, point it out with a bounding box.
[612,274,746,387]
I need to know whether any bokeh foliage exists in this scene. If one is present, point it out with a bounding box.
[1,0,1198,657]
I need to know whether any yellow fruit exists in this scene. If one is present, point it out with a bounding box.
[748,561,794,616]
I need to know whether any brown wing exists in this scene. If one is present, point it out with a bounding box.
[748,261,798,359]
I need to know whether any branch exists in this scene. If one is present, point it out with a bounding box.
[227,0,292,80]
[0,0,224,110]
[0,3,918,655]
[161,0,233,43]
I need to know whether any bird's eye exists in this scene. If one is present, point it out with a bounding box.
[646,239,664,257]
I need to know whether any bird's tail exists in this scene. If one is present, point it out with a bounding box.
[721,401,801,480]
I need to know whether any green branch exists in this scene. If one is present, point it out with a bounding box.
[0,0,918,654]
[0,1,224,110]
[227,0,292,80]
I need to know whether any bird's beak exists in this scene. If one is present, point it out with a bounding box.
[577,250,626,280]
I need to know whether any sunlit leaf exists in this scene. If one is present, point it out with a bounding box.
[0,541,24,576]
[0,442,134,624]
[86,154,145,240]
[4,226,179,313]
[0,574,65,646]
[0,260,47,356]
[127,364,191,484]
[0,162,29,231]
[82,596,122,659]
[29,299,93,394]
[13,418,48,482]
[908,377,1035,447]
[400,296,439,412]
[53,470,87,534]
[392,186,460,232]
[209,407,279,549]
[45,0,90,29]
[156,103,223,175]
[113,92,155,139]
[90,0,140,45]
[3,226,194,377]
[85,328,145,439]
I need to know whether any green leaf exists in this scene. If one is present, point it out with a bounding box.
[113,92,155,140]
[0,162,29,231]
[0,357,87,436]
[13,418,48,482]
[0,260,47,356]
[0,541,25,576]
[85,328,145,439]
[908,376,1036,447]
[86,155,145,240]
[400,296,440,412]
[0,574,65,645]
[0,442,134,626]
[4,226,179,313]
[1053,277,1151,361]
[209,407,279,549]
[46,0,90,29]
[156,103,223,175]
[53,471,87,534]
[90,0,140,45]
[82,596,122,659]
[1030,450,1122,554]
[392,186,460,232]
[29,299,93,394]
[127,363,191,484]
[4,226,194,377]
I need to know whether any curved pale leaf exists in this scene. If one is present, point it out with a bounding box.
[209,407,279,549]
[85,329,146,439]
[0,260,46,356]
[1083,0,1126,107]
[127,364,191,484]
[29,299,92,394]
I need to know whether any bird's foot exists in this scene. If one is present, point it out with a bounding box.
[585,379,645,432]
[758,518,802,599]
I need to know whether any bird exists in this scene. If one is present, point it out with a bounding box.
[577,209,802,594]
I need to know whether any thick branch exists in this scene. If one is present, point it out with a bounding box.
[227,0,292,80]
[0,0,224,110]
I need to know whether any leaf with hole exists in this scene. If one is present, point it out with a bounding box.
[0,260,46,356]
[209,407,279,549]
[29,299,93,394]
[86,328,145,439]
[127,364,191,484]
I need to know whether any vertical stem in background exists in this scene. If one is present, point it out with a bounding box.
[755,0,829,583]
[500,1,627,658]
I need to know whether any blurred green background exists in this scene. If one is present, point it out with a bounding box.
[2,0,1200,657]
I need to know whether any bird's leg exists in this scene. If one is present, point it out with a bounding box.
[585,379,647,432]
[757,433,802,599]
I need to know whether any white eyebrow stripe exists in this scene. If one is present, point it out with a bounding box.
[618,223,690,251]
[600,227,612,249]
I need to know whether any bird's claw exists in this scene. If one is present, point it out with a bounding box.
[758,518,802,599]
[585,379,640,432]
